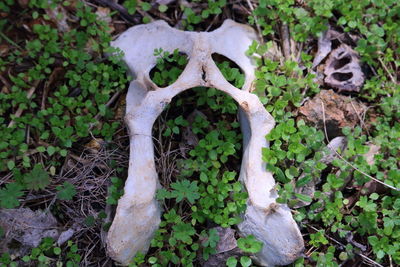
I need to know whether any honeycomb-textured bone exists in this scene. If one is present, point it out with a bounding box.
[107,20,304,266]
[324,44,364,92]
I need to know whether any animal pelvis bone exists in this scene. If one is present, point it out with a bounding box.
[107,20,304,266]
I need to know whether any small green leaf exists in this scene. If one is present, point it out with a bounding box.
[158,4,168,12]
[47,146,56,156]
[56,182,76,200]
[237,235,263,253]
[140,2,151,11]
[342,127,351,135]
[226,256,237,267]
[156,188,172,200]
[208,150,218,160]
[53,247,61,255]
[148,256,157,264]
[0,183,24,208]
[370,193,379,200]
[296,175,312,187]
[202,228,220,248]
[7,160,15,170]
[240,256,251,267]
[200,172,208,183]
[37,146,46,152]
[142,16,151,24]
[172,222,195,244]
[84,215,96,226]
[294,193,312,203]
[59,149,67,157]
[339,252,348,261]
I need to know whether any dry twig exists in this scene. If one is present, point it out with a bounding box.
[378,57,396,85]
[321,100,400,192]
[350,99,370,136]
[8,80,40,128]
[305,224,384,267]
[245,0,263,42]
[92,0,142,24]
[280,23,292,61]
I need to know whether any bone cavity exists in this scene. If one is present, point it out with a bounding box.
[324,44,364,92]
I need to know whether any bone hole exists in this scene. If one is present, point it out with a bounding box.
[211,53,245,89]
[332,72,353,81]
[152,87,244,227]
[330,55,351,70]
[149,49,189,87]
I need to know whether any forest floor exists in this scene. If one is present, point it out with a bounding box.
[0,0,399,267]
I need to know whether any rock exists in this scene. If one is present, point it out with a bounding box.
[214,227,237,253]
[57,228,75,246]
[298,90,367,139]
[312,30,332,69]
[202,248,243,267]
[201,227,240,267]
[324,44,365,92]
[0,208,59,254]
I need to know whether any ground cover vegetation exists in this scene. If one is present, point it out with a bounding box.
[0,0,399,266]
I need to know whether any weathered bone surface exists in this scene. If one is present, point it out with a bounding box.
[324,44,364,92]
[107,20,304,266]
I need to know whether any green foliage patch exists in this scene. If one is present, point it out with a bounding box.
[0,0,130,265]
[135,48,259,266]
[1,0,399,266]
[0,0,130,207]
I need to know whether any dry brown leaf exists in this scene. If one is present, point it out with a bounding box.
[298,90,367,138]
[45,6,70,32]
[96,7,115,33]
[0,44,9,55]
[85,138,104,152]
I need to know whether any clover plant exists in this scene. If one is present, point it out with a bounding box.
[127,48,261,266]
[1,0,400,266]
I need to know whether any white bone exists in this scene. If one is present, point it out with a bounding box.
[107,20,304,266]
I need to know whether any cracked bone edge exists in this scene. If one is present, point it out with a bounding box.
[106,20,304,266]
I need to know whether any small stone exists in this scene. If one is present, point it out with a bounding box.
[298,90,367,139]
[215,227,237,253]
[0,208,59,253]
